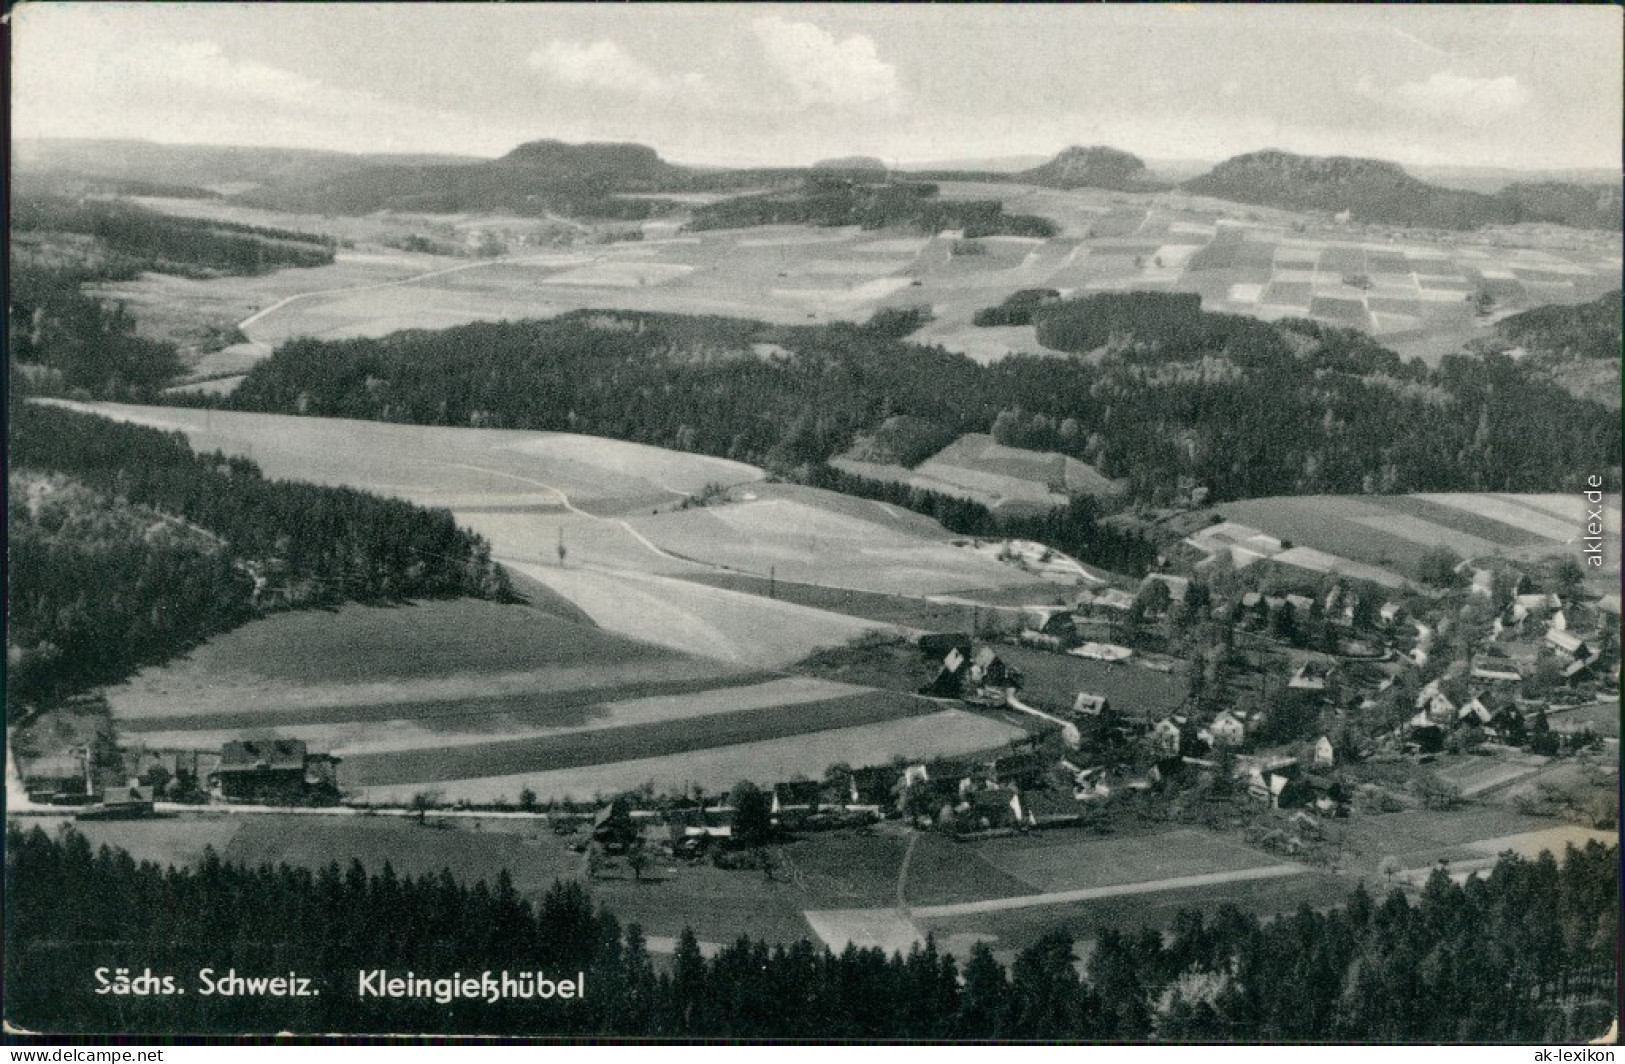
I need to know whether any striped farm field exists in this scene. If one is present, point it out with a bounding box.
[337,689,930,787]
[351,708,1028,803]
[1204,492,1618,582]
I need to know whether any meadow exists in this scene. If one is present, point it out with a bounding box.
[108,189,1621,382]
[1200,492,1621,582]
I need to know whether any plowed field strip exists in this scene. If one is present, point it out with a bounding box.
[119,671,778,733]
[340,690,931,786]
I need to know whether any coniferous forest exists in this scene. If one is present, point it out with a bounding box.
[5,826,1616,1040]
[6,404,511,712]
[203,303,1620,509]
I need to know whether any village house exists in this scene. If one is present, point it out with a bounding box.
[1313,735,1336,767]
[1546,629,1593,661]
[770,780,822,824]
[959,786,1025,833]
[1077,587,1136,618]
[22,751,91,804]
[1289,659,1337,693]
[846,766,900,811]
[91,784,156,819]
[1415,680,1457,724]
[1151,718,1183,756]
[1457,697,1494,728]
[1471,654,1524,684]
[1205,711,1247,747]
[592,798,638,851]
[211,740,341,804]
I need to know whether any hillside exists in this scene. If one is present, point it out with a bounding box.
[238,139,694,218]
[1493,290,1623,409]
[1016,146,1168,192]
[1183,149,1621,231]
[12,137,480,193]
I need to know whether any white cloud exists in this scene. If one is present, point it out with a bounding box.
[12,35,529,156]
[1361,71,1530,123]
[528,39,715,103]
[752,16,903,111]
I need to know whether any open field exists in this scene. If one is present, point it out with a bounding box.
[337,690,934,788]
[830,432,1119,516]
[972,827,1284,894]
[628,491,1052,596]
[998,645,1189,718]
[352,709,1029,803]
[59,403,1054,666]
[117,194,1620,378]
[1197,492,1620,583]
[915,868,1352,958]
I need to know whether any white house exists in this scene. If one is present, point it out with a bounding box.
[1312,736,1336,767]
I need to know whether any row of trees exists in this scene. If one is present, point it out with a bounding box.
[12,194,335,278]
[7,825,1615,1039]
[6,404,512,712]
[688,179,1057,238]
[203,306,1620,511]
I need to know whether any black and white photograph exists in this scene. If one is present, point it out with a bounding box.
[5,2,1622,1044]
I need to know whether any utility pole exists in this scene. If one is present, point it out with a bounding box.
[769,565,776,600]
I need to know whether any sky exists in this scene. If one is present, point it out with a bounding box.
[10,3,1623,171]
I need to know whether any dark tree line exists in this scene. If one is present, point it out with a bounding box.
[12,194,335,277]
[6,825,1616,1039]
[1495,289,1623,363]
[7,268,182,400]
[208,304,1621,507]
[6,404,511,711]
[688,178,1057,238]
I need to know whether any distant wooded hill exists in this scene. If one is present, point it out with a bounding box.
[1182,150,1623,231]
[17,138,1623,232]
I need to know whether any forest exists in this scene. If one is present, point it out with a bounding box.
[208,302,1622,507]
[12,194,335,278]
[10,195,340,401]
[6,404,511,712]
[687,178,1058,238]
[5,825,1616,1040]
[1495,289,1623,363]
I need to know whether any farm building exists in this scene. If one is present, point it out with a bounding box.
[1312,736,1336,767]
[1546,630,1593,660]
[1472,656,1524,684]
[22,752,91,804]
[84,784,156,819]
[212,740,340,804]
[1076,587,1136,615]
